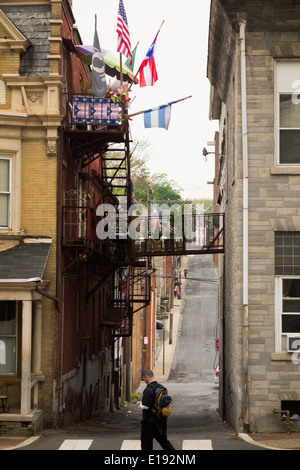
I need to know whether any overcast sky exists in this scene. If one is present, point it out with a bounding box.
[72,0,218,200]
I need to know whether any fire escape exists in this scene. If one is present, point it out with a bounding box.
[62,94,151,332]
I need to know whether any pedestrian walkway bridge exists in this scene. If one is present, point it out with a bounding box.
[133,212,224,259]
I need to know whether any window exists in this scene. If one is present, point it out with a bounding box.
[275,277,300,352]
[275,231,300,275]
[0,158,11,228]
[0,80,6,105]
[275,61,300,165]
[275,232,300,351]
[0,301,17,374]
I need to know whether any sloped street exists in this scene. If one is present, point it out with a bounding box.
[7,254,263,451]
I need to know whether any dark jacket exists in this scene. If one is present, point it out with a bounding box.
[141,380,164,423]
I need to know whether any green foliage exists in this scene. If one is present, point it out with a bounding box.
[103,140,213,212]
[130,140,182,205]
[152,184,181,202]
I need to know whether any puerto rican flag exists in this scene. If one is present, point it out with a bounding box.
[139,29,161,87]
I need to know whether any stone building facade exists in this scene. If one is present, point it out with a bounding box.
[208,0,300,433]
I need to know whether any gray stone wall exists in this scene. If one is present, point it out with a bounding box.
[1,5,51,76]
[219,20,300,433]
[218,47,245,431]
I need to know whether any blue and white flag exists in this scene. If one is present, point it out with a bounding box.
[144,104,172,130]
[142,97,192,130]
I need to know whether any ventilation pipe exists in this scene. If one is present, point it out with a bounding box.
[240,20,249,432]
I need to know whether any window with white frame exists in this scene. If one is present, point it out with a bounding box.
[275,61,300,165]
[275,232,300,351]
[0,301,17,374]
[0,158,11,228]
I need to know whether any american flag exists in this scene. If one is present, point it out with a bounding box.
[116,0,132,65]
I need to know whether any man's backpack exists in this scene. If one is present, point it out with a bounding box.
[151,386,172,417]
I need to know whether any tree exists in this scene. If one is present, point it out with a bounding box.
[152,185,181,202]
[131,140,182,205]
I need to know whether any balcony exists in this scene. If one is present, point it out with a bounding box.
[134,212,225,258]
[62,191,98,248]
[71,95,121,126]
[65,95,126,158]
[101,300,128,327]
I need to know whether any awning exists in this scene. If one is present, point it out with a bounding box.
[0,238,51,283]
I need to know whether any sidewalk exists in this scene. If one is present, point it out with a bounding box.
[0,436,39,450]
[240,432,300,450]
[153,256,188,382]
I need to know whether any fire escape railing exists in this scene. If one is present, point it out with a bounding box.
[134,212,225,257]
[71,95,121,126]
[62,190,98,247]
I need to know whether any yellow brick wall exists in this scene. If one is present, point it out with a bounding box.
[0,21,20,109]
[21,137,58,421]
[21,138,57,285]
[0,50,19,110]
[51,2,62,20]
[0,24,11,38]
[21,140,57,234]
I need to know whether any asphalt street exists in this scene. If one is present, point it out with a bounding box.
[13,254,263,452]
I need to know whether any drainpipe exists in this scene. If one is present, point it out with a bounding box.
[240,20,249,432]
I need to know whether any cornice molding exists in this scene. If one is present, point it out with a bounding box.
[0,1,50,5]
[2,74,63,86]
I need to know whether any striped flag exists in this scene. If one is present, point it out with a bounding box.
[144,104,172,130]
[143,97,192,130]
[116,0,132,65]
[139,28,161,87]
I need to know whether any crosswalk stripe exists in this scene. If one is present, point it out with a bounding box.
[59,439,93,450]
[57,438,213,450]
[120,439,213,451]
[121,440,141,450]
[182,440,212,450]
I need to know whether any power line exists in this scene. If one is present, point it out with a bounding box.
[151,274,218,284]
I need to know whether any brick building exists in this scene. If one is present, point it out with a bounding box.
[0,0,152,435]
[208,0,300,433]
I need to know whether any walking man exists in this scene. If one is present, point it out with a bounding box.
[137,369,175,451]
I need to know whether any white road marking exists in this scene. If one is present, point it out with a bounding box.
[120,440,141,450]
[182,439,213,450]
[59,439,93,450]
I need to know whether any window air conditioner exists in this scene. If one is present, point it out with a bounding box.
[287,335,300,353]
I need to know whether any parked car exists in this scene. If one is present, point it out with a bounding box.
[213,366,219,385]
[156,319,165,329]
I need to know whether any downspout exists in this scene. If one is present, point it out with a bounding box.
[240,20,249,432]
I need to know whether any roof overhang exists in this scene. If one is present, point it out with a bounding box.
[0,238,52,285]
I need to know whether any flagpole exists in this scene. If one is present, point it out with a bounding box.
[126,95,192,119]
[127,20,165,93]
[120,53,123,89]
